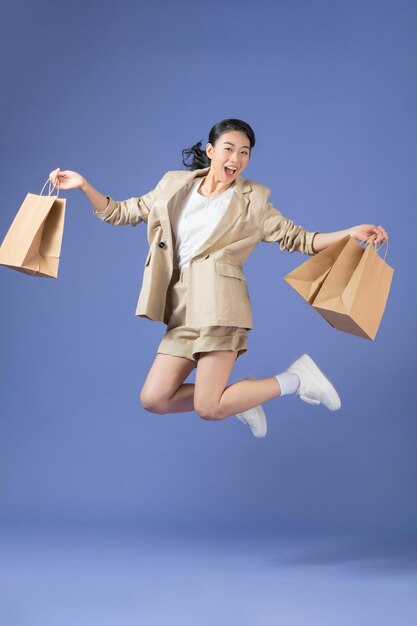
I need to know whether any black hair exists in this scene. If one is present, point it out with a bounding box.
[181,118,256,170]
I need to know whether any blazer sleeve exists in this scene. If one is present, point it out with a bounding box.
[92,170,172,226]
[260,187,318,255]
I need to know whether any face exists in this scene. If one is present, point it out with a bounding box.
[205,130,251,183]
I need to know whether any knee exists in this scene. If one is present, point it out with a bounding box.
[139,389,166,414]
[194,402,222,421]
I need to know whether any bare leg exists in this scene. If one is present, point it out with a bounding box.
[193,350,281,420]
[140,353,197,413]
[220,377,281,417]
[140,351,282,418]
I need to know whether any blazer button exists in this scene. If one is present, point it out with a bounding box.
[158,242,165,248]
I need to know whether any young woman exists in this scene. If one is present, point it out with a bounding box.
[49,118,388,438]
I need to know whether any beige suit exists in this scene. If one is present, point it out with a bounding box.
[93,166,318,330]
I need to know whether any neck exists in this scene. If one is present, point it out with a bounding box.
[198,170,233,196]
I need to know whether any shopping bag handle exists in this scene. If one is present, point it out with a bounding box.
[359,235,389,261]
[39,177,60,198]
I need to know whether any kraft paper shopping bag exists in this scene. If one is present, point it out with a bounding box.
[0,178,66,277]
[312,236,394,340]
[283,234,352,303]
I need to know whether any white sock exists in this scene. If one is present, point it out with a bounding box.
[275,371,300,396]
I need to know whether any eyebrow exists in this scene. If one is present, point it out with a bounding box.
[223,141,250,150]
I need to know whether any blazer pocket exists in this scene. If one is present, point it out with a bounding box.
[215,262,245,280]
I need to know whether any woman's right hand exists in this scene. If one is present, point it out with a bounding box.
[48,168,85,190]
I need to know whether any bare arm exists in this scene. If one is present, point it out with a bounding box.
[48,167,109,212]
[312,224,389,252]
[48,167,172,226]
[81,178,109,213]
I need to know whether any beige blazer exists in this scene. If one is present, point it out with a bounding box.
[93,166,318,329]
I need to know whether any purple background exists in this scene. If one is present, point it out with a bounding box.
[1,0,415,539]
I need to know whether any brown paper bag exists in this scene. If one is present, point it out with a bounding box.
[311,236,394,340]
[283,234,352,303]
[0,178,66,278]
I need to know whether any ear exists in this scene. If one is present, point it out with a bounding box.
[205,142,213,159]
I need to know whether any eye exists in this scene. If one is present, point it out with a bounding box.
[225,147,232,151]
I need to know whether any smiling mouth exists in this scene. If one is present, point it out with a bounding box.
[224,166,237,176]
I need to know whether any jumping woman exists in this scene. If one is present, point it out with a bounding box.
[49,118,388,438]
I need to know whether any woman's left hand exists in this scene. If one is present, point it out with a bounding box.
[349,224,389,245]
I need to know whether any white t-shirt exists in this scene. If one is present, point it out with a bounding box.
[169,178,235,271]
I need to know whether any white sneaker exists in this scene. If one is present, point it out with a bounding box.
[235,376,267,438]
[286,354,341,411]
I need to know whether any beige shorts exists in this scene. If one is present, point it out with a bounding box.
[156,267,248,366]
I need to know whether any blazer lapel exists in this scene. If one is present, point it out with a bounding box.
[192,174,252,257]
[155,166,252,260]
